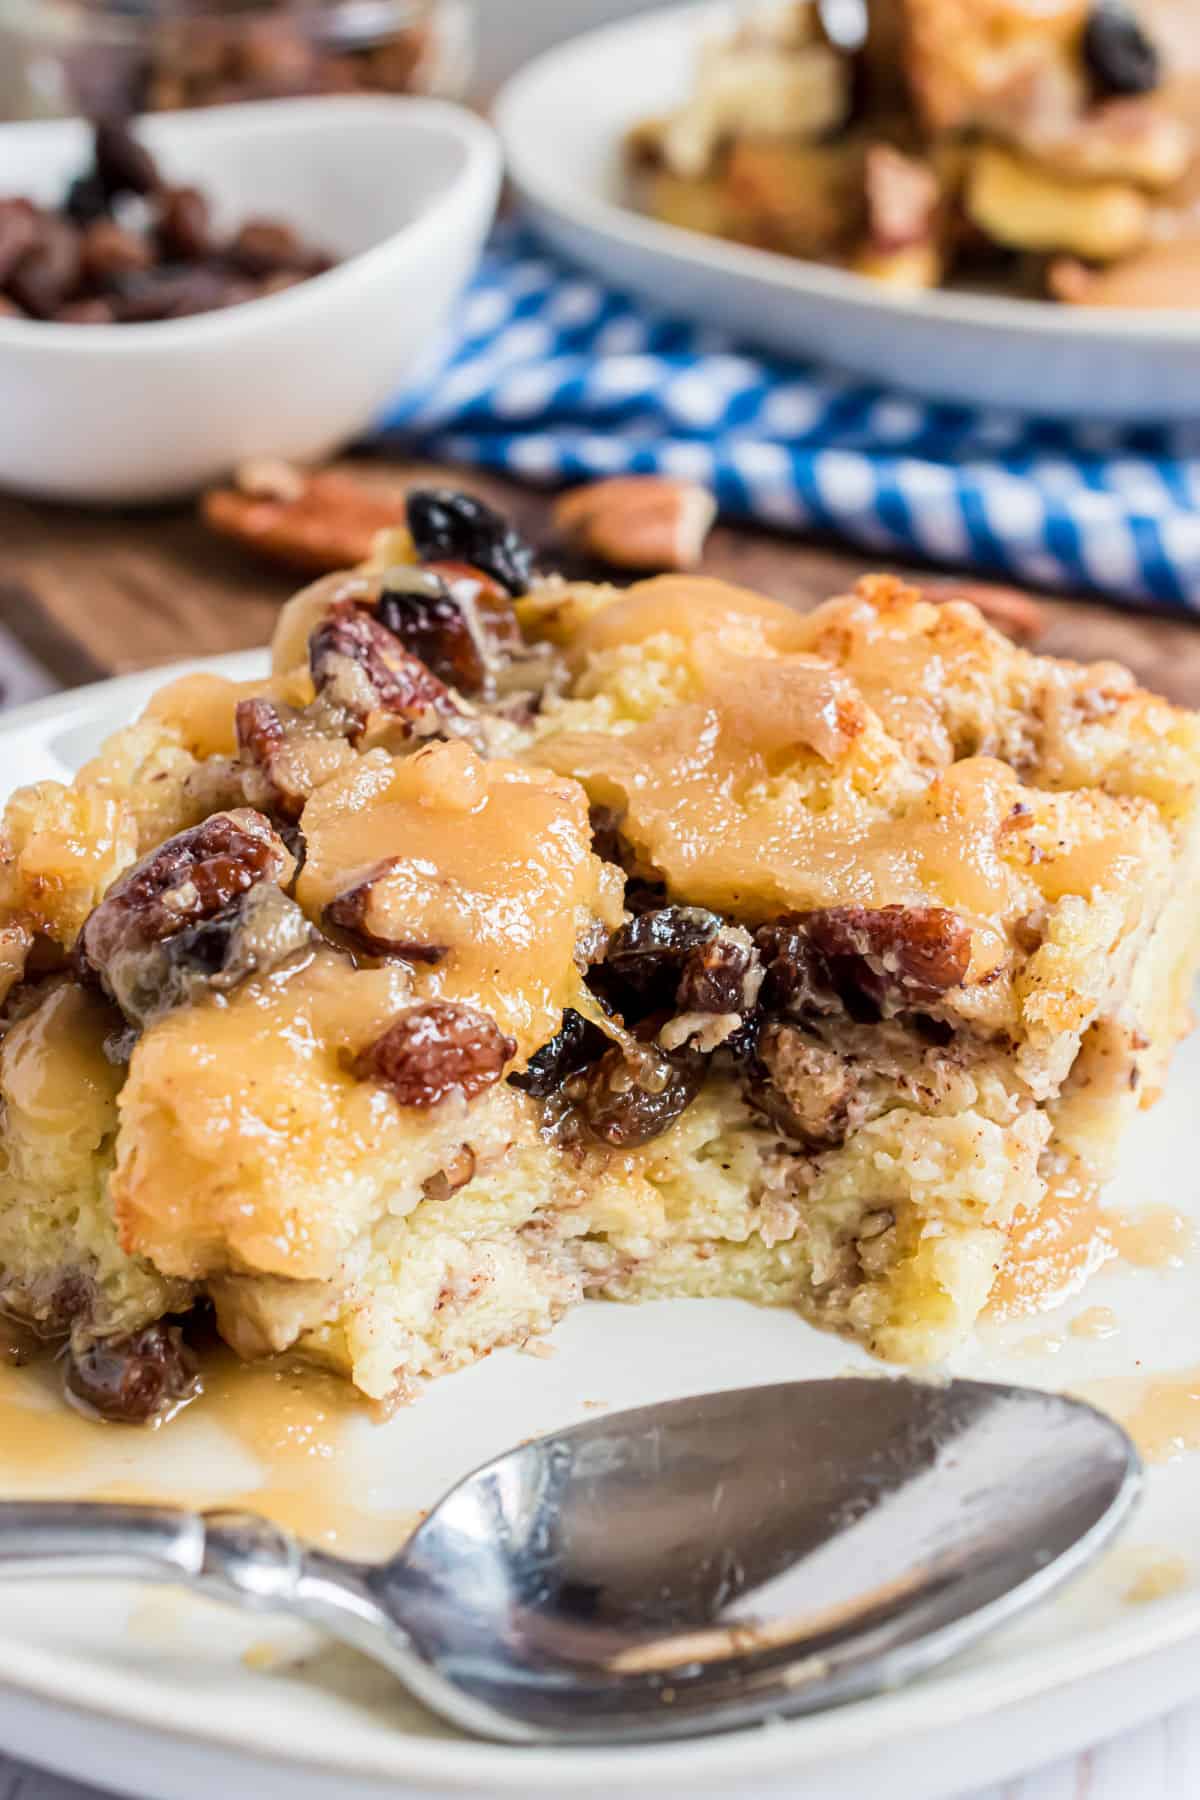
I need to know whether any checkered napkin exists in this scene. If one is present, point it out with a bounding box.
[380,227,1200,611]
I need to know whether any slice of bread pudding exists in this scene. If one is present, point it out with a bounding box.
[1,492,1197,1420]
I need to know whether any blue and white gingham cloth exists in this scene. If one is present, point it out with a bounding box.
[380,229,1200,611]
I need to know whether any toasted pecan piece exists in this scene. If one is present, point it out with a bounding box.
[202,461,411,574]
[554,475,717,572]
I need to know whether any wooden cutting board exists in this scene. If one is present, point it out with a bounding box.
[2,457,1200,706]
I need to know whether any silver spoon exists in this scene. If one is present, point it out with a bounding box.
[0,1377,1139,1744]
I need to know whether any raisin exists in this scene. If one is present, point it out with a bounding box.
[0,199,39,285]
[354,1001,515,1107]
[156,186,213,261]
[509,1006,609,1098]
[675,925,762,1016]
[93,116,162,200]
[570,1039,704,1147]
[309,600,459,740]
[229,219,331,278]
[63,172,109,227]
[604,907,722,990]
[111,263,254,322]
[7,217,82,319]
[376,563,520,697]
[65,1322,199,1425]
[78,809,293,1025]
[405,488,536,596]
[588,804,627,867]
[1083,3,1159,96]
[80,217,154,284]
[323,860,448,964]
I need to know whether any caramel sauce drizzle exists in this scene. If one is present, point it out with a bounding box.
[0,1352,418,1561]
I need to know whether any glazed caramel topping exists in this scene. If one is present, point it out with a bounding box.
[562,575,816,670]
[146,668,314,760]
[112,948,421,1281]
[1,982,121,1140]
[538,650,1027,928]
[297,740,622,1057]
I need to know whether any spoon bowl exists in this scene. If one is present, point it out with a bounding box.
[0,1377,1140,1744]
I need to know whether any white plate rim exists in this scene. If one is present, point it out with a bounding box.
[2,655,1200,1791]
[493,0,1200,345]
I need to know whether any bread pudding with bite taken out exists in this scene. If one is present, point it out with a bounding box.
[1,488,1198,1421]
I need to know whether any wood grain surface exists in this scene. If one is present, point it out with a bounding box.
[3,459,1200,704]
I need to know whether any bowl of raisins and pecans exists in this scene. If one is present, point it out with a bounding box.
[0,93,501,501]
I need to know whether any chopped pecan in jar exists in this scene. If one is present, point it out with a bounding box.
[65,1321,199,1425]
[308,600,464,742]
[323,860,448,964]
[354,1001,516,1108]
[76,809,307,1027]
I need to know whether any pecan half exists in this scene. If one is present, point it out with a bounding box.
[554,476,717,573]
[750,1022,862,1150]
[202,466,409,574]
[77,809,302,1026]
[757,904,971,1022]
[354,1001,516,1107]
[323,860,447,964]
[308,601,462,741]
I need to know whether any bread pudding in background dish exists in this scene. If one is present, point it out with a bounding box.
[628,0,1200,306]
[1,488,1199,1423]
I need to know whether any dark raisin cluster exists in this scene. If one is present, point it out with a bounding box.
[0,118,335,325]
[511,900,973,1150]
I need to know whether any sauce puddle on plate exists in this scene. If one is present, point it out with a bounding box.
[0,1350,419,1561]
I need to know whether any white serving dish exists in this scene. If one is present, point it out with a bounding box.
[2,659,1200,1797]
[0,97,500,503]
[494,1,1200,421]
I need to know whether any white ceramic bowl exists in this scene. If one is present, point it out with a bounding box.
[0,96,501,503]
[495,1,1200,421]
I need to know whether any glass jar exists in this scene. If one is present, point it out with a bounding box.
[0,0,473,122]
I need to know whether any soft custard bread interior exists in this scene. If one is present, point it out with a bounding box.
[0,503,1198,1418]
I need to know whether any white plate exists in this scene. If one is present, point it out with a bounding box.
[0,98,500,503]
[2,659,1200,1800]
[494,1,1200,420]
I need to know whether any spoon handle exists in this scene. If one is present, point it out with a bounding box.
[0,1501,391,1641]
